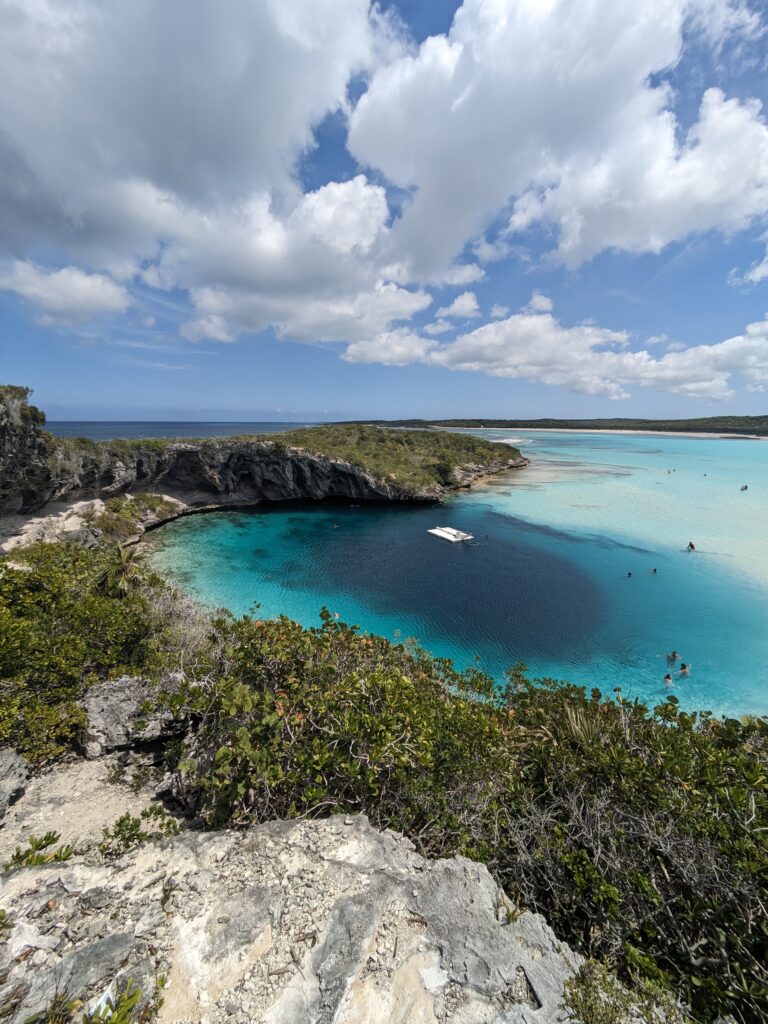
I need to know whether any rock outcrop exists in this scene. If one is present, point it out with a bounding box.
[0,749,27,822]
[0,387,53,516]
[0,815,579,1024]
[0,387,526,519]
[79,676,186,760]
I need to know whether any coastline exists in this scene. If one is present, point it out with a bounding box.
[484,427,766,440]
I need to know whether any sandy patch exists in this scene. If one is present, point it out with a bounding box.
[0,756,157,862]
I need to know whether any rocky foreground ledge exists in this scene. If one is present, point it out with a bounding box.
[0,814,578,1024]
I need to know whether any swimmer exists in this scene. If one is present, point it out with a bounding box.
[687,541,696,551]
[652,568,658,575]
[664,673,673,685]
[679,663,691,677]
[667,650,679,664]
[627,571,632,578]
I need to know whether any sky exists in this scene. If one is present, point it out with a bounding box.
[1,0,768,420]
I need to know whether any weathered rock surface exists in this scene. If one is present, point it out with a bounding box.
[0,757,159,865]
[0,749,27,822]
[79,677,184,760]
[1,388,526,524]
[0,815,580,1024]
[0,388,53,516]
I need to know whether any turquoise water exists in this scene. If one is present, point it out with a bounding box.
[148,430,768,717]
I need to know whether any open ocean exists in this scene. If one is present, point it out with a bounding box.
[46,421,311,440]
[144,428,768,718]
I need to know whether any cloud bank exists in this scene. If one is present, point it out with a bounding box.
[0,0,767,399]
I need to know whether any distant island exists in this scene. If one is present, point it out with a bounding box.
[352,415,768,436]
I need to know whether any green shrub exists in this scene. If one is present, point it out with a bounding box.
[98,806,179,859]
[167,612,768,1024]
[3,831,74,872]
[563,960,691,1023]
[0,543,175,762]
[86,494,180,542]
[22,981,154,1024]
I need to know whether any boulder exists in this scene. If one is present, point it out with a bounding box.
[79,677,183,759]
[0,748,27,821]
[0,815,580,1024]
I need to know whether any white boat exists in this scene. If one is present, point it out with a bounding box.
[427,526,474,543]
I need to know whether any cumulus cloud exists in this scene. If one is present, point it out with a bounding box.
[349,0,767,274]
[341,299,768,401]
[344,327,438,365]
[0,0,767,398]
[435,291,480,319]
[0,261,129,321]
[0,0,411,337]
[525,292,553,314]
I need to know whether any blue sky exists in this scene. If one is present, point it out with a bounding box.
[1,0,768,420]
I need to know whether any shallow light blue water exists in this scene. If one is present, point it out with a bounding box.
[148,430,768,717]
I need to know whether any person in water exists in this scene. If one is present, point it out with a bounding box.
[664,673,673,685]
[627,571,632,578]
[679,663,691,676]
[652,568,658,575]
[667,650,679,664]
[687,541,696,551]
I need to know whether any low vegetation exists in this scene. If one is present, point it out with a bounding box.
[98,806,179,859]
[270,423,519,488]
[1,534,766,1021]
[364,415,768,435]
[23,981,158,1024]
[85,493,181,542]
[3,831,74,872]
[0,542,205,761]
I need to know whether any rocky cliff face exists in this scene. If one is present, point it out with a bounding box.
[0,387,54,515]
[44,438,505,508]
[0,814,579,1024]
[0,388,525,518]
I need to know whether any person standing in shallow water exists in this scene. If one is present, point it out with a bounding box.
[664,673,673,685]
[679,663,691,677]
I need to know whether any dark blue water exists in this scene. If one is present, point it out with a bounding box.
[47,421,312,441]
[149,430,768,717]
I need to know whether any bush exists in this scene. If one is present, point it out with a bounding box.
[0,543,171,762]
[167,612,768,1024]
[98,806,179,859]
[563,960,691,1024]
[3,831,74,872]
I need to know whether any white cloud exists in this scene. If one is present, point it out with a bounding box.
[291,176,389,255]
[349,0,767,274]
[744,246,768,283]
[424,319,452,335]
[181,278,431,345]
[435,291,481,319]
[341,299,768,401]
[0,0,766,378]
[0,261,129,321]
[343,328,437,365]
[525,292,553,314]
[0,0,416,341]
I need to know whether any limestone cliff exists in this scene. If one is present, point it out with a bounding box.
[0,387,54,515]
[0,387,527,517]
